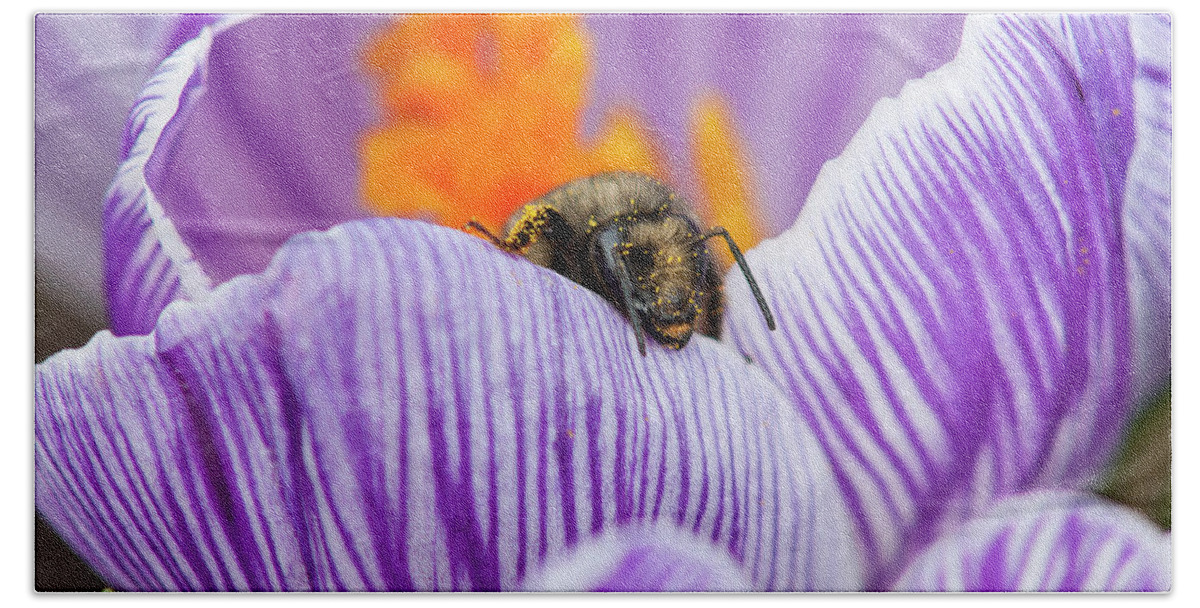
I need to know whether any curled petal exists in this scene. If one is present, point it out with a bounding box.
[104,23,222,336]
[521,524,752,592]
[891,491,1170,591]
[39,219,862,591]
[1123,14,1172,400]
[723,13,1166,582]
[105,15,391,334]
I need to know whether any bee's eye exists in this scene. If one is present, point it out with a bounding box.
[625,246,655,277]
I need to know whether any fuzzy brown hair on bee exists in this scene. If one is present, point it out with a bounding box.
[464,171,775,356]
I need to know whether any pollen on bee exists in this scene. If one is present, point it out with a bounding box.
[668,193,676,200]
[630,198,636,206]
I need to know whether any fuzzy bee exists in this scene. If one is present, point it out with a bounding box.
[465,172,775,355]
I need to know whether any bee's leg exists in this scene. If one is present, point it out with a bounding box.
[464,204,570,254]
[599,237,647,357]
[694,227,776,331]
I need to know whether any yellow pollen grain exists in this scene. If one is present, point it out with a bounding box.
[1112,108,1121,116]
[1080,246,1089,254]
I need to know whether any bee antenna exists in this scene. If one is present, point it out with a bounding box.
[693,227,776,331]
[463,219,507,248]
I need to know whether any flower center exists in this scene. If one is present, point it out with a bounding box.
[360,14,662,230]
[359,15,764,255]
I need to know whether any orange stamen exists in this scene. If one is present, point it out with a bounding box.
[360,15,664,230]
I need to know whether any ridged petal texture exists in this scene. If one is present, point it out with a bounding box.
[891,490,1171,591]
[722,14,1170,586]
[37,219,862,591]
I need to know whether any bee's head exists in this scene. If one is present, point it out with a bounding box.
[598,215,708,350]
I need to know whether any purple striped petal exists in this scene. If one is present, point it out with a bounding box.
[722,13,1169,585]
[143,15,390,285]
[520,525,753,592]
[38,219,863,591]
[581,14,965,233]
[891,490,1170,591]
[104,15,391,335]
[1123,14,1172,401]
[103,22,223,336]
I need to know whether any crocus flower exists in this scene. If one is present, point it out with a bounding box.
[34,12,1171,592]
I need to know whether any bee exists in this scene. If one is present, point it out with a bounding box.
[465,172,775,356]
